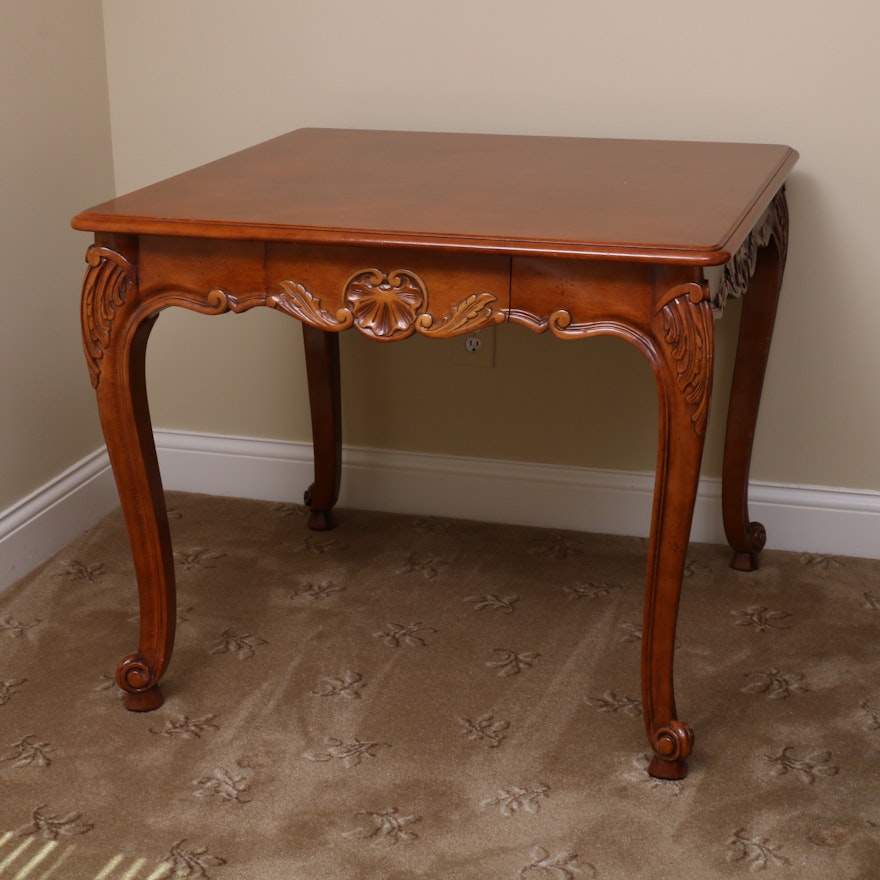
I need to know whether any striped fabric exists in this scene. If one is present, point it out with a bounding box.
[0,832,165,880]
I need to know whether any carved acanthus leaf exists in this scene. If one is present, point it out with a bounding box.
[656,284,713,437]
[272,280,354,330]
[416,292,502,337]
[81,246,137,388]
[714,188,789,311]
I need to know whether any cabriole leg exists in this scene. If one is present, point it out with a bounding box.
[82,239,174,711]
[642,280,715,779]
[302,324,342,531]
[721,227,785,572]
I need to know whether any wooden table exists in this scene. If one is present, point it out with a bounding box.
[73,128,797,779]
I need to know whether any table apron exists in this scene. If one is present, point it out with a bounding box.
[134,237,711,347]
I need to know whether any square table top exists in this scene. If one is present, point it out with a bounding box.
[73,128,797,265]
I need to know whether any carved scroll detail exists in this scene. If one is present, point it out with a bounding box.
[714,188,789,311]
[116,653,157,693]
[651,719,695,763]
[546,309,609,340]
[656,282,713,438]
[506,308,622,340]
[138,285,260,317]
[272,269,501,339]
[81,246,137,388]
[173,287,253,316]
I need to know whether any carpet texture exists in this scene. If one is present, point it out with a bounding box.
[1,492,879,879]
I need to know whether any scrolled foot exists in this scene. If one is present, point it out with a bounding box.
[648,719,694,780]
[729,521,767,572]
[115,654,165,712]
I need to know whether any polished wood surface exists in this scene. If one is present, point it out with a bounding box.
[74,128,797,779]
[74,128,795,262]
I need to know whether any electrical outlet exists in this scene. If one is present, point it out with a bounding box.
[453,327,496,367]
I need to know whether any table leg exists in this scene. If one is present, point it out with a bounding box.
[81,240,175,711]
[642,280,715,779]
[722,195,788,571]
[302,324,342,530]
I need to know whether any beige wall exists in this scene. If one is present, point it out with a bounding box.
[0,1,115,510]
[99,0,880,491]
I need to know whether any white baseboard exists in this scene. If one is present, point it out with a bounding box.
[0,448,118,591]
[152,429,880,560]
[3,431,878,591]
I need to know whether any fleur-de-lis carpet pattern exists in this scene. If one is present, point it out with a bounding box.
[0,492,879,878]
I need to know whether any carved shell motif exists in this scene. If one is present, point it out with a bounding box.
[344,269,426,340]
[272,268,501,340]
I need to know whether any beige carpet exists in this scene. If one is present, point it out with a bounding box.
[1,492,879,879]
